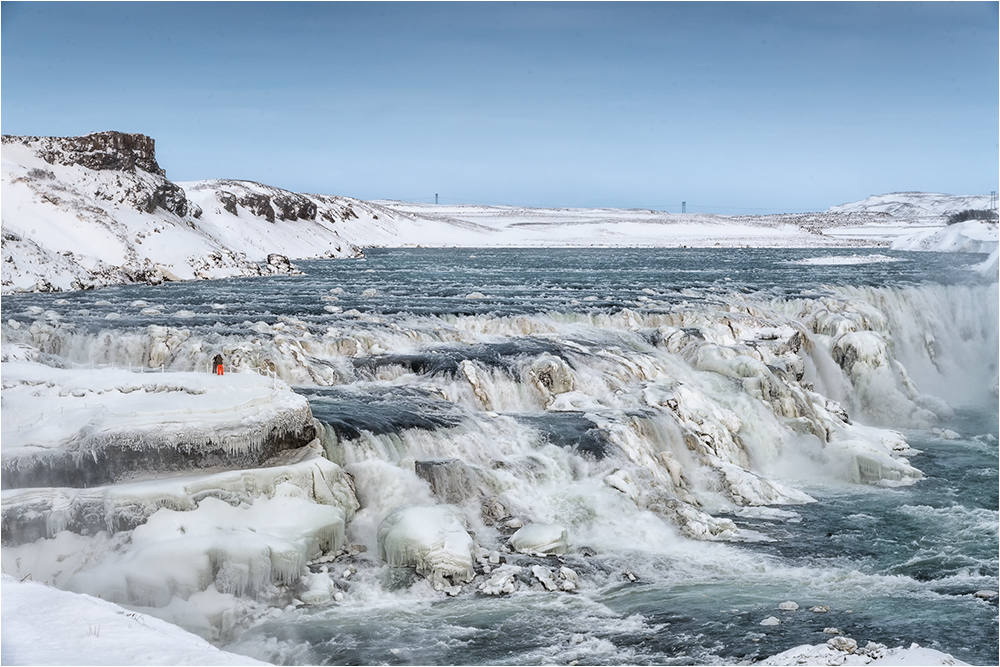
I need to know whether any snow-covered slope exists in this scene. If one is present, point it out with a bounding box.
[373,200,914,248]
[829,191,993,219]
[1,133,374,293]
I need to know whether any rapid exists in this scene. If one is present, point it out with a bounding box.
[1,248,996,665]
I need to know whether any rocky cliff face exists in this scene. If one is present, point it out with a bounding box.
[2,132,196,219]
[4,131,166,176]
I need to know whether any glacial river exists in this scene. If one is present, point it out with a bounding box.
[3,248,997,665]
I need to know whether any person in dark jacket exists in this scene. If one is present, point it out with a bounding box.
[212,354,224,375]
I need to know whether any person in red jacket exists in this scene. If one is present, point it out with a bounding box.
[212,354,224,376]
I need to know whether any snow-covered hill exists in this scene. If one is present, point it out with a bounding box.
[828,191,993,218]
[2,132,995,294]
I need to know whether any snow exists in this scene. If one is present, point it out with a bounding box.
[891,219,998,255]
[758,640,968,666]
[1,574,270,666]
[372,200,923,249]
[829,191,992,218]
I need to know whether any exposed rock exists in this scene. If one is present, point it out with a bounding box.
[415,459,485,505]
[530,353,575,395]
[149,182,191,217]
[216,190,238,215]
[826,636,858,653]
[239,193,275,222]
[265,253,299,275]
[4,131,166,176]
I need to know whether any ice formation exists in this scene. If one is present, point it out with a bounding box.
[759,639,969,666]
[376,505,475,589]
[1,362,317,488]
[0,360,358,640]
[508,523,570,554]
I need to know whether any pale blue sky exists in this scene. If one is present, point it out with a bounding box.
[2,2,997,213]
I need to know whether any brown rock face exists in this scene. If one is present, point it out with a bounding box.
[3,131,166,176]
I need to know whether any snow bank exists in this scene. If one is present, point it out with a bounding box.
[0,575,269,665]
[759,639,968,666]
[891,219,998,255]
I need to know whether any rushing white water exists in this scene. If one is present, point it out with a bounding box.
[1,248,996,664]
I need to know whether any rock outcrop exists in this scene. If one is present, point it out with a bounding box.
[6,131,166,176]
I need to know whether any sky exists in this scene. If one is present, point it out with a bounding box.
[2,1,997,214]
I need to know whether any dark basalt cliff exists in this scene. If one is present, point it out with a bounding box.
[2,131,195,218]
[3,130,166,176]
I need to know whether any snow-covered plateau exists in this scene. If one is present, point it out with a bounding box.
[0,132,996,666]
[2,131,996,294]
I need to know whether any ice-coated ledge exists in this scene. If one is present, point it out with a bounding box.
[0,574,270,666]
[1,361,316,488]
[1,441,359,547]
[1,441,360,640]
